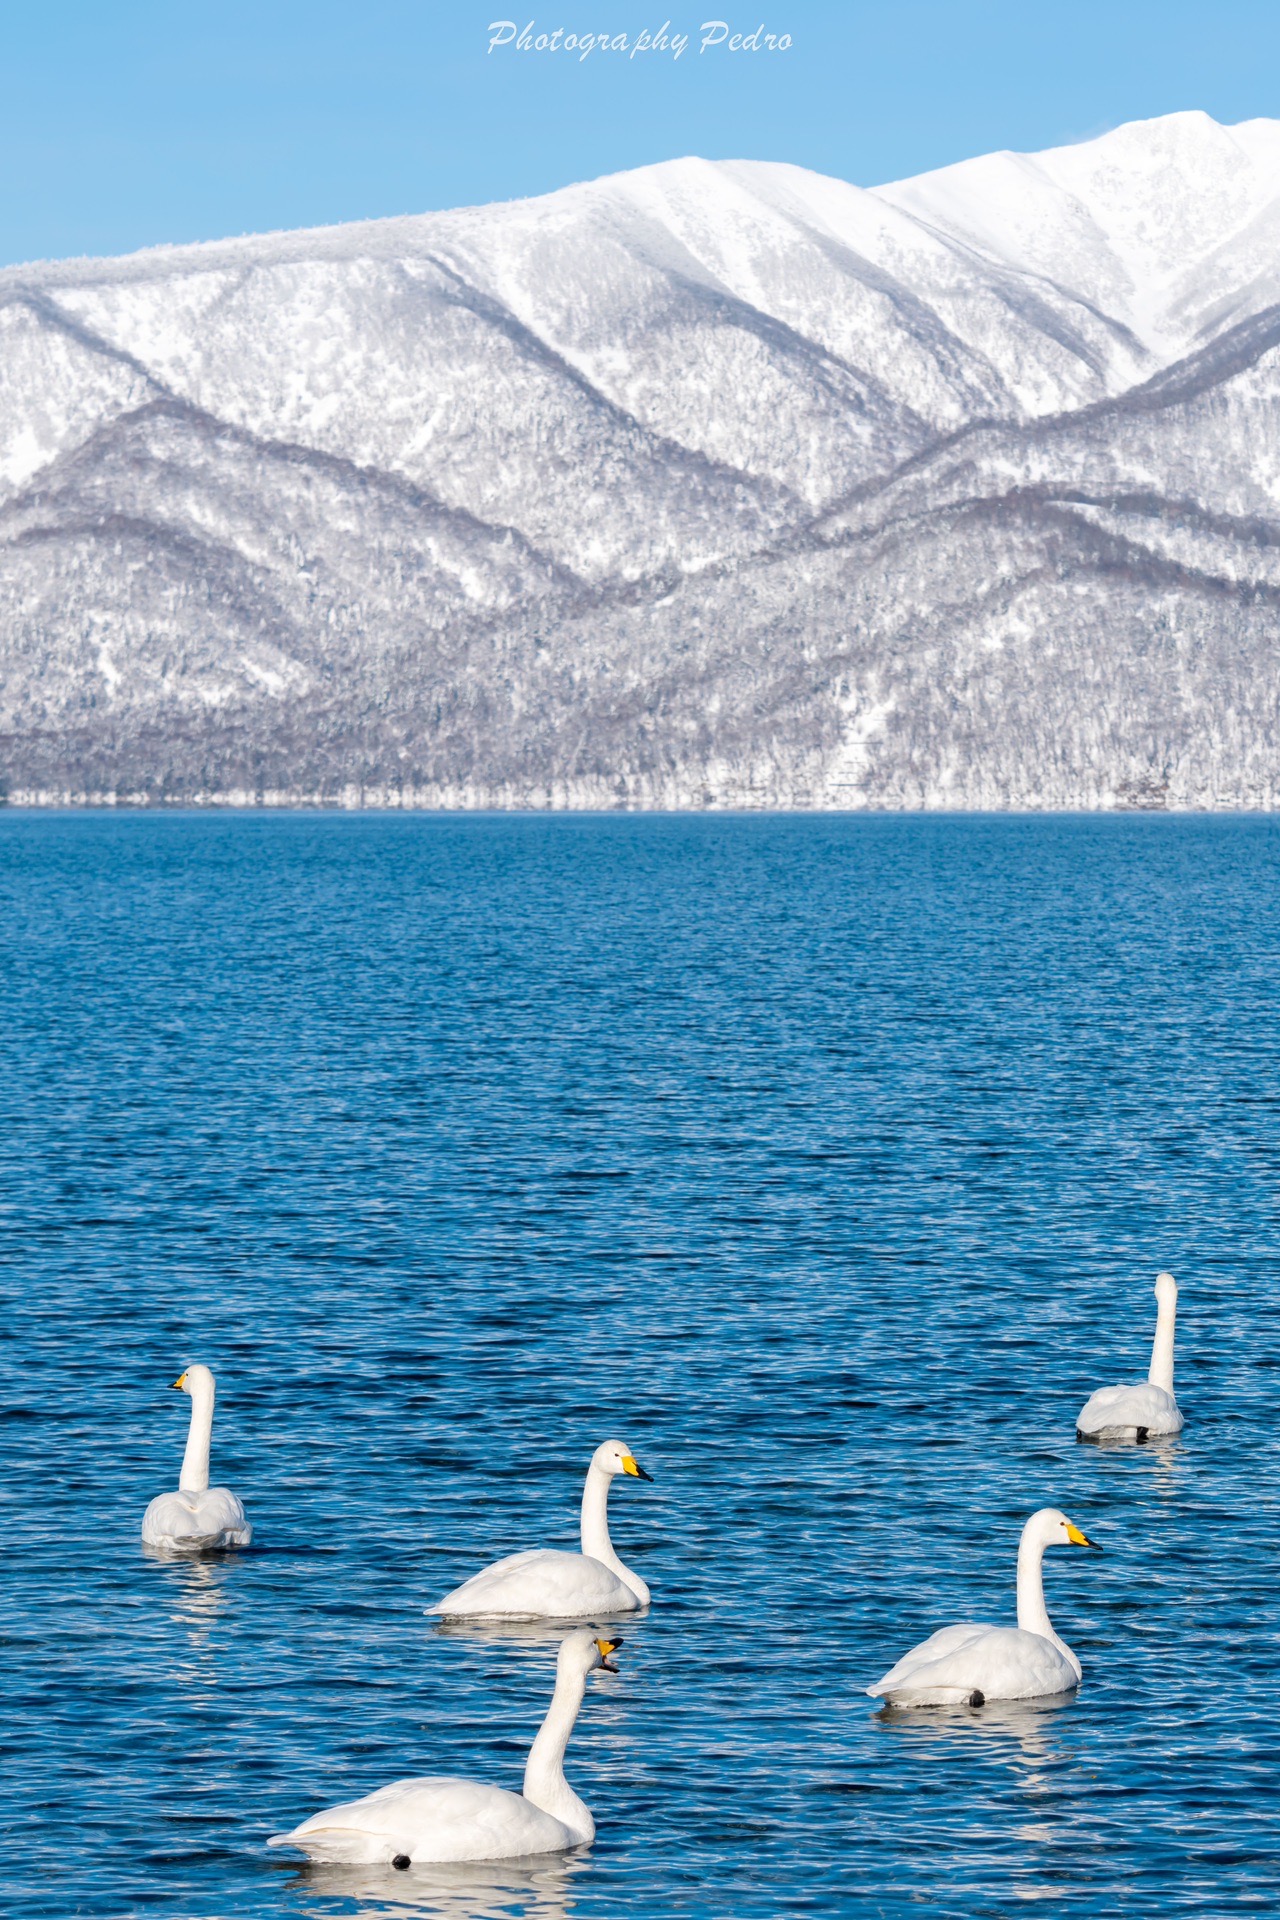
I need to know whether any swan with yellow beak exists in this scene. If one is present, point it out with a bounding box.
[270,1629,622,1864]
[429,1441,653,1618]
[140,1365,252,1552]
[867,1508,1101,1706]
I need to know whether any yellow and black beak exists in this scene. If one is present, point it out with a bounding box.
[171,1372,188,1391]
[621,1456,653,1483]
[1066,1522,1102,1551]
[594,1637,623,1673]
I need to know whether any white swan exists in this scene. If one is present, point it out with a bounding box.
[1076,1271,1184,1440]
[268,1628,621,1865]
[428,1441,652,1619]
[140,1366,252,1552]
[866,1508,1102,1707]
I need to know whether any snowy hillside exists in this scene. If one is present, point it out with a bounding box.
[4,109,1280,807]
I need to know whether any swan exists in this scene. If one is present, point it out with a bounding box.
[428,1441,653,1620]
[1076,1271,1184,1440]
[268,1628,622,1865]
[866,1508,1102,1707]
[140,1365,252,1552]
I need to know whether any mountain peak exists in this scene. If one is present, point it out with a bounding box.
[873,109,1280,343]
[6,110,1280,809]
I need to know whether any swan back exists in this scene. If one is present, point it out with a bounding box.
[269,1778,574,1864]
[141,1485,251,1551]
[869,1624,1079,1704]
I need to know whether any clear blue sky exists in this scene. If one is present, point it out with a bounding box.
[3,0,1280,266]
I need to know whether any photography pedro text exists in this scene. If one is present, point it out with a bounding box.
[487,19,792,59]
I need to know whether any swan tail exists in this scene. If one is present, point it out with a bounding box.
[268,1825,396,1864]
[877,1684,986,1707]
[145,1528,252,1553]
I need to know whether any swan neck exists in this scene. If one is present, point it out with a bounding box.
[179,1381,214,1493]
[579,1464,648,1605]
[522,1663,594,1843]
[1016,1530,1080,1679]
[1148,1291,1176,1395]
[1015,1531,1052,1638]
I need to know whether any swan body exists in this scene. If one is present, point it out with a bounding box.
[140,1484,251,1552]
[268,1779,576,1866]
[432,1548,641,1618]
[140,1366,251,1552]
[269,1629,620,1865]
[1075,1380,1181,1439]
[429,1442,652,1620]
[867,1508,1101,1707]
[1077,1272,1184,1440]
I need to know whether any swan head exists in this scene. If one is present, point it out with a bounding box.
[172,1364,215,1399]
[1154,1271,1178,1307]
[558,1626,624,1678]
[1026,1507,1102,1552]
[592,1439,653,1483]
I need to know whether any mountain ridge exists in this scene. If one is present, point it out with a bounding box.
[4,110,1280,808]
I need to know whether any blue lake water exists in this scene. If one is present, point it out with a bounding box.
[2,812,1279,1919]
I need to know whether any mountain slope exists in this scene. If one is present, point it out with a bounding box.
[3,110,1280,807]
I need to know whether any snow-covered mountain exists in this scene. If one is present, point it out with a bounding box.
[5,109,1280,807]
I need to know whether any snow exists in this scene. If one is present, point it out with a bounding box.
[4,112,1280,807]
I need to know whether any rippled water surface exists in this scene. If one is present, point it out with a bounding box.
[3,813,1279,1920]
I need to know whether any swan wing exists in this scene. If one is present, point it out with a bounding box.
[868,1623,995,1696]
[141,1487,252,1550]
[429,1549,639,1618]
[873,1627,1079,1704]
[1077,1381,1182,1435]
[269,1776,573,1864]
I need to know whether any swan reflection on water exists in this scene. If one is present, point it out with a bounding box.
[875,1689,1075,1767]
[155,1553,237,1685]
[877,1692,1087,1900]
[427,1614,635,1750]
[430,1613,642,1651]
[283,1847,588,1920]
[1084,1429,1184,1482]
